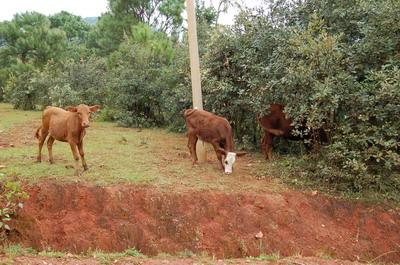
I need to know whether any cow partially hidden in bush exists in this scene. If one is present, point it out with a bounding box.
[35,104,101,176]
[184,109,246,174]
[258,104,328,160]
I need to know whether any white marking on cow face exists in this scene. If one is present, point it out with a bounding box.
[223,152,237,174]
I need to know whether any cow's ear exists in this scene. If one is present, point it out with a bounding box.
[90,105,101,112]
[216,148,227,156]
[236,151,247,157]
[66,106,77,112]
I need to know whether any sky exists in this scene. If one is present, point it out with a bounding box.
[0,0,110,21]
[0,0,262,24]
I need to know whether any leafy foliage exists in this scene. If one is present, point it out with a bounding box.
[49,11,91,43]
[105,23,182,127]
[3,63,38,110]
[87,0,185,55]
[0,12,67,66]
[0,180,28,241]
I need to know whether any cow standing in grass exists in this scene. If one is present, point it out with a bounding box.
[184,109,246,174]
[258,104,328,160]
[35,104,101,176]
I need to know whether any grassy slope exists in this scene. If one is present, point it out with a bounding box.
[0,103,282,192]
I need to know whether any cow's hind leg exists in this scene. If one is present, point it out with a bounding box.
[261,133,267,158]
[266,144,273,160]
[187,132,198,164]
[36,127,49,162]
[78,142,88,171]
[264,133,274,160]
[47,136,55,164]
[69,142,81,177]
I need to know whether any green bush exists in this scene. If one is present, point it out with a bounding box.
[321,65,400,193]
[0,180,29,241]
[105,24,185,128]
[4,64,39,110]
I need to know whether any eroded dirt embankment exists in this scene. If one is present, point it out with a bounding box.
[9,182,400,263]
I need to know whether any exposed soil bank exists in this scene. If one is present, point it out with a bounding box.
[10,182,400,263]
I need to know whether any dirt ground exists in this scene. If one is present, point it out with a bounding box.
[0,254,371,265]
[0,120,39,148]
[6,182,400,264]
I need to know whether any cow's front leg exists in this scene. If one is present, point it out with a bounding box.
[78,142,88,171]
[69,142,81,176]
[211,142,224,170]
[187,132,198,164]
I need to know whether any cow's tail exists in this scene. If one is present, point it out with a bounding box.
[35,126,42,139]
[265,128,285,136]
[184,108,196,118]
[257,113,263,124]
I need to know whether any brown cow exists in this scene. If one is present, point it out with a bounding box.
[35,104,101,176]
[258,104,327,160]
[184,108,246,174]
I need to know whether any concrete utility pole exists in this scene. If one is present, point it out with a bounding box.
[186,0,206,163]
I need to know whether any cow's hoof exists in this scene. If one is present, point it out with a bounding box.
[83,166,89,171]
[35,159,41,163]
[49,160,54,164]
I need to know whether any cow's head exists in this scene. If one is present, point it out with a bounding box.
[67,104,101,128]
[217,149,247,174]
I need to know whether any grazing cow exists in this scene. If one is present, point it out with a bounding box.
[184,109,246,174]
[35,104,101,176]
[258,104,327,160]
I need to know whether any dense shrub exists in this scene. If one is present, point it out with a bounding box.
[3,64,39,110]
[27,57,108,108]
[104,24,185,127]
[322,65,400,192]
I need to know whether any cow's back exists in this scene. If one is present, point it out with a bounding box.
[43,107,75,141]
[184,109,232,143]
[185,109,230,130]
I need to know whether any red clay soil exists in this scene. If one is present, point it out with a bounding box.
[9,182,400,263]
[0,255,369,265]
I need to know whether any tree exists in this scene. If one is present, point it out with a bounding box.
[0,12,67,66]
[87,0,185,55]
[0,12,67,108]
[49,11,91,43]
[105,23,181,127]
[86,13,127,55]
[109,0,184,33]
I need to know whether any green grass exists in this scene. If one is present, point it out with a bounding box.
[1,103,398,203]
[0,103,278,192]
[0,245,145,265]
[0,104,41,130]
[0,244,37,256]
[92,248,145,264]
[251,252,280,262]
